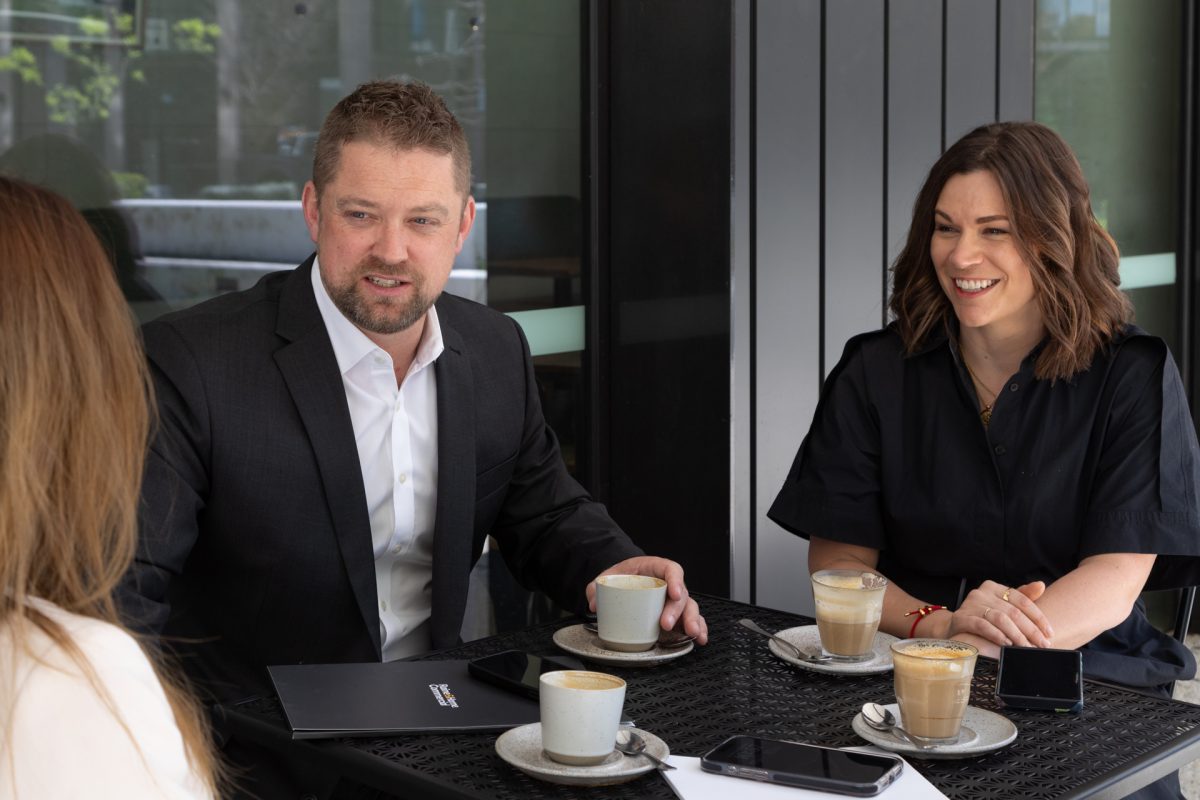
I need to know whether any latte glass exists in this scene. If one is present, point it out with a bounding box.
[890,638,978,744]
[811,569,887,662]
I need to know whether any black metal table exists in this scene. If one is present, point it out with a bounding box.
[220,594,1200,799]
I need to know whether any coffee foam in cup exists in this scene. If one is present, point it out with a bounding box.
[597,574,666,590]
[542,671,625,691]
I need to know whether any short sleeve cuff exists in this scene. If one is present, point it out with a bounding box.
[767,484,887,550]
[1084,509,1200,558]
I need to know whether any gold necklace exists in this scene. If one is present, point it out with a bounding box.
[962,358,997,427]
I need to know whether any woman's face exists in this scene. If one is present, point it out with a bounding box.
[930,170,1042,340]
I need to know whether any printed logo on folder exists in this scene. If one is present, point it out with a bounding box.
[428,683,459,708]
[268,659,538,739]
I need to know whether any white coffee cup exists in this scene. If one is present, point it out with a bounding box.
[595,574,668,652]
[539,670,626,765]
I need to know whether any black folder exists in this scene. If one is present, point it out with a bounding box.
[268,659,540,739]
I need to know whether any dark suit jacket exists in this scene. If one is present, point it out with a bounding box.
[121,258,641,704]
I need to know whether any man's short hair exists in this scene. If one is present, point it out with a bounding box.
[312,80,471,199]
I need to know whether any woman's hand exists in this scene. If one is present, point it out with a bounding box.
[945,580,1054,648]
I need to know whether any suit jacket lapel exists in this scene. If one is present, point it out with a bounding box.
[273,259,382,658]
[430,307,476,649]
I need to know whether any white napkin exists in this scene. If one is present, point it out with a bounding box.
[661,748,948,800]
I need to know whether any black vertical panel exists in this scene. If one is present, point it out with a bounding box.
[1182,0,1200,427]
[603,0,732,595]
[584,0,610,499]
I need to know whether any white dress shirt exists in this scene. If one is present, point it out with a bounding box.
[311,260,441,660]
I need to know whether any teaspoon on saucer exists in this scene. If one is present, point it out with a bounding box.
[737,618,832,663]
[615,729,676,770]
[861,702,936,750]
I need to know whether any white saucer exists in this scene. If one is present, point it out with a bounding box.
[767,625,897,675]
[495,723,670,786]
[851,703,1017,759]
[553,624,694,666]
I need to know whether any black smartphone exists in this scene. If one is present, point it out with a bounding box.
[995,645,1084,713]
[701,735,903,796]
[466,650,581,700]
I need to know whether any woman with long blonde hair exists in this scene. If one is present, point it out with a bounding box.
[0,176,220,796]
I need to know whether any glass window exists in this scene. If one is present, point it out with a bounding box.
[1035,0,1181,352]
[0,0,587,635]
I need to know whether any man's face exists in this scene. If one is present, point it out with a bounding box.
[302,140,474,343]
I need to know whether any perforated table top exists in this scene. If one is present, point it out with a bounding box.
[222,594,1200,799]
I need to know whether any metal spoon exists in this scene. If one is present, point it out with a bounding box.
[582,622,696,648]
[860,703,936,750]
[615,728,675,770]
[737,618,832,663]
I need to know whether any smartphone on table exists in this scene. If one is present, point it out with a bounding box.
[466,649,583,700]
[995,645,1084,713]
[701,734,903,796]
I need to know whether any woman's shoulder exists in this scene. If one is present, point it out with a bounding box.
[1094,325,1171,383]
[1109,324,1168,358]
[19,598,148,674]
[833,325,908,370]
[4,601,209,798]
[827,325,930,392]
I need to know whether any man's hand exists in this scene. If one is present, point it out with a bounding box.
[587,557,709,645]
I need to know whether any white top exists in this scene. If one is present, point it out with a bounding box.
[0,599,211,799]
[311,259,442,660]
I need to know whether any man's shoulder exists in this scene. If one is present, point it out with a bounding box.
[141,268,301,354]
[435,292,522,348]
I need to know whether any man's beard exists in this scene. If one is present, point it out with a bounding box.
[324,258,436,335]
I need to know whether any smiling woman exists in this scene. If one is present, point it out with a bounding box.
[769,123,1200,789]
[770,118,1200,800]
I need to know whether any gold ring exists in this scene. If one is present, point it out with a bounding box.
[983,607,993,620]
[1002,588,1012,602]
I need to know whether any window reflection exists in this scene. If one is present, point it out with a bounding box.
[0,0,589,638]
[0,0,583,374]
[1035,0,1180,350]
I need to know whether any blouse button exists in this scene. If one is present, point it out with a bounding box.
[1009,383,1019,392]
[994,444,1007,455]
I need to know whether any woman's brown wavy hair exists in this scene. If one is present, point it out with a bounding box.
[889,121,1132,380]
[0,176,220,793]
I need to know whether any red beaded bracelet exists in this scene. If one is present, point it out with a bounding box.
[903,605,948,638]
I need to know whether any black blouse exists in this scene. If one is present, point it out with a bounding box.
[768,323,1200,688]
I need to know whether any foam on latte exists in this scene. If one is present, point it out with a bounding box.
[896,643,973,662]
[815,573,867,590]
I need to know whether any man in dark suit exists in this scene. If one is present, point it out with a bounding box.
[121,80,707,797]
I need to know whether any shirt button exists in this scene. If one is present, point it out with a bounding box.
[374,356,387,366]
[380,600,387,611]
[392,544,402,555]
[1009,383,1019,392]
[398,473,408,484]
[994,444,1007,455]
